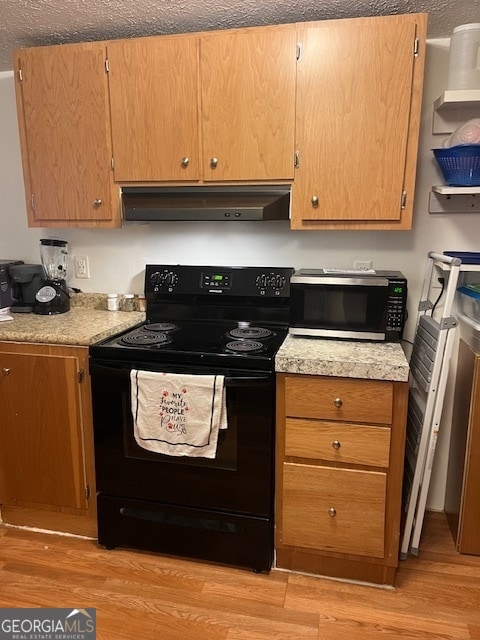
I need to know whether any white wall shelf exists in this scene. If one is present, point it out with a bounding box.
[432,185,480,194]
[432,90,480,135]
[429,189,480,213]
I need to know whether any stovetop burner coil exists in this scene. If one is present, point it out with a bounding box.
[145,322,178,332]
[228,326,273,340]
[225,340,265,353]
[121,331,172,346]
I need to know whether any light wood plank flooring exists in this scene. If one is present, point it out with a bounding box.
[0,511,479,639]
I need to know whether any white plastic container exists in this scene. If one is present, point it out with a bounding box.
[447,24,480,91]
[457,285,480,323]
[107,293,120,311]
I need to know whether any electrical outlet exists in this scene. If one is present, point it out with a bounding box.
[354,260,373,271]
[75,256,90,279]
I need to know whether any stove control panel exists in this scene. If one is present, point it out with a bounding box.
[255,273,288,295]
[202,271,232,289]
[146,265,294,297]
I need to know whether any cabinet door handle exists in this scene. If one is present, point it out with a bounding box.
[93,199,102,207]
[2,367,11,376]
[181,157,189,167]
[332,440,341,450]
[210,157,218,168]
[333,397,343,408]
[328,508,337,517]
[311,195,319,206]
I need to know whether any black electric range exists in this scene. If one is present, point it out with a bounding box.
[90,264,294,372]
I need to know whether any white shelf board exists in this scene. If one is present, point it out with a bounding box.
[432,90,480,135]
[432,185,480,194]
[434,89,480,111]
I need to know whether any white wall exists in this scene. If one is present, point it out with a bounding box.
[0,39,477,509]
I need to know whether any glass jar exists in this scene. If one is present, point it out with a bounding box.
[137,295,147,312]
[121,293,135,312]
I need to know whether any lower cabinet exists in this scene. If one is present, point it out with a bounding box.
[0,342,96,537]
[275,373,408,585]
[445,339,480,555]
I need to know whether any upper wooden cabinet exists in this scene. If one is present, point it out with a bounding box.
[14,42,121,228]
[107,34,201,182]
[107,25,297,183]
[13,15,426,229]
[200,25,296,181]
[291,13,427,230]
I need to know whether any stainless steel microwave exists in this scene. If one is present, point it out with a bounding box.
[289,269,407,342]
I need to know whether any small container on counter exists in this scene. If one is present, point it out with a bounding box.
[121,293,135,312]
[136,295,147,312]
[107,293,120,311]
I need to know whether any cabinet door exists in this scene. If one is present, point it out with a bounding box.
[201,25,296,181]
[14,43,119,227]
[0,351,87,510]
[108,35,200,181]
[292,14,427,230]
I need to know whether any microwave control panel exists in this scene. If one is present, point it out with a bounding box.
[385,276,408,334]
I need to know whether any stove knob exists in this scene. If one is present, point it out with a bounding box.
[149,271,163,286]
[162,271,178,287]
[269,274,286,290]
[256,274,268,289]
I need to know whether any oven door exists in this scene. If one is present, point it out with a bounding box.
[89,359,275,517]
[289,276,389,340]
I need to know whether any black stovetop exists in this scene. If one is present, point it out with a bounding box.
[90,318,288,370]
[90,264,294,371]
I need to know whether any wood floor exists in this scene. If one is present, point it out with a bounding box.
[0,511,479,639]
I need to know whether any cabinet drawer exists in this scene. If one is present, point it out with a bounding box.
[285,418,391,467]
[284,376,393,424]
[282,463,386,557]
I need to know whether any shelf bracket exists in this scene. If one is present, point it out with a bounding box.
[429,191,480,214]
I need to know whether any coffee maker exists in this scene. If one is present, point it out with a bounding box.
[8,263,44,313]
[35,238,70,315]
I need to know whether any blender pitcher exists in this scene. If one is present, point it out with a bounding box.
[35,238,70,314]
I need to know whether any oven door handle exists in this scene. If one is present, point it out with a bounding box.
[224,375,270,386]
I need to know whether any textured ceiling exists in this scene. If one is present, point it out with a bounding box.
[0,0,475,73]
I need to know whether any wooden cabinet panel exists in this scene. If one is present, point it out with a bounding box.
[282,463,386,557]
[284,375,393,424]
[200,25,296,181]
[0,343,96,537]
[108,35,200,182]
[276,372,408,584]
[14,42,120,228]
[445,339,480,554]
[292,13,427,230]
[285,418,391,467]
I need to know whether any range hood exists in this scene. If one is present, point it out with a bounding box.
[122,186,290,222]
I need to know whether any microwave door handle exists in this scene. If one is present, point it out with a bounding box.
[290,276,389,286]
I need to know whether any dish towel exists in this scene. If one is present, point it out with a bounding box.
[130,370,227,459]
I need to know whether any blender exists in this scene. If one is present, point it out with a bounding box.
[35,238,70,314]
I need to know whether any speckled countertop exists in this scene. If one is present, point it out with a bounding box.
[0,293,145,346]
[275,335,410,382]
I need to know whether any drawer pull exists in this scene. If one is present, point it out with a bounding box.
[333,397,343,408]
[2,367,11,376]
[332,440,341,450]
[328,508,337,518]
